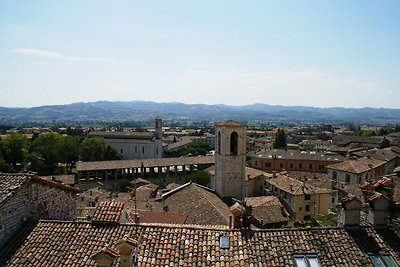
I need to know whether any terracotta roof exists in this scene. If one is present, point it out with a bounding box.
[245,196,290,225]
[333,135,387,146]
[204,165,265,181]
[267,174,330,195]
[253,149,345,162]
[215,120,245,127]
[354,147,400,162]
[327,156,387,174]
[0,173,30,207]
[162,182,232,226]
[76,155,215,172]
[128,209,187,224]
[4,221,400,266]
[92,201,124,224]
[88,131,155,140]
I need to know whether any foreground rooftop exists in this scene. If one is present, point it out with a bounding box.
[3,220,400,266]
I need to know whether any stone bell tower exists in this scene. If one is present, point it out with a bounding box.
[213,120,246,200]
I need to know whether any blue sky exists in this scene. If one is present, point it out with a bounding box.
[0,0,399,108]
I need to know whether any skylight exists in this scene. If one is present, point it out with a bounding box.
[293,255,321,267]
[220,236,230,249]
[370,253,398,267]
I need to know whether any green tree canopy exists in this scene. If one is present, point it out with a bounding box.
[29,133,62,175]
[185,170,211,186]
[81,137,121,161]
[273,129,287,149]
[59,136,81,165]
[1,133,29,167]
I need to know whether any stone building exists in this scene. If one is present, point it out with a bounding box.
[213,120,247,200]
[88,117,163,160]
[0,173,79,250]
[250,149,345,173]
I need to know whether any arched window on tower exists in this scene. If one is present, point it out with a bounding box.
[217,131,221,154]
[230,131,238,155]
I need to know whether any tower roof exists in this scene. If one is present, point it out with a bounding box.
[216,120,244,127]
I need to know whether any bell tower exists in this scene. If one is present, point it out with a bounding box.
[213,120,246,200]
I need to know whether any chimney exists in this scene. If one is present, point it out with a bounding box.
[92,247,119,267]
[115,236,138,267]
[337,196,362,227]
[367,193,390,226]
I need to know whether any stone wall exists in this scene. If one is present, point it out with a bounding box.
[0,185,32,249]
[0,181,77,249]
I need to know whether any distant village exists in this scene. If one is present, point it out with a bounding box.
[1,118,400,266]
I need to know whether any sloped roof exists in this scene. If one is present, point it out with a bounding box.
[0,173,79,208]
[245,196,290,225]
[267,174,330,195]
[327,157,386,174]
[0,173,30,207]
[88,131,155,140]
[92,201,124,224]
[128,210,187,225]
[253,149,345,162]
[162,183,231,226]
[76,155,215,172]
[4,221,400,266]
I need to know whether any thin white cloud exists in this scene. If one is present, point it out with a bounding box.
[9,48,113,62]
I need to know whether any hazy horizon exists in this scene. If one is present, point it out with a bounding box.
[1,1,399,108]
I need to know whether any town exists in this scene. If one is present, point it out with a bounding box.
[1,117,400,266]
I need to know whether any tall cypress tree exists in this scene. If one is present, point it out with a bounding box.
[273,129,287,149]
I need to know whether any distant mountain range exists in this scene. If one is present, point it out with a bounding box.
[1,101,400,124]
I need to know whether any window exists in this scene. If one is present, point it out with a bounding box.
[280,163,283,168]
[305,194,311,201]
[135,146,137,153]
[120,149,123,154]
[370,253,399,267]
[304,215,311,221]
[332,171,337,181]
[230,131,239,155]
[265,162,271,168]
[156,148,158,155]
[290,163,294,168]
[294,255,321,267]
[255,161,258,166]
[142,147,145,154]
[299,163,303,169]
[305,205,310,212]
[309,164,313,170]
[345,174,351,184]
[217,131,221,154]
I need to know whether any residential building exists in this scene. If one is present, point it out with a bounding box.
[265,174,331,221]
[245,196,290,228]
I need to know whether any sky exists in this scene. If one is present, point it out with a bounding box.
[0,1,399,108]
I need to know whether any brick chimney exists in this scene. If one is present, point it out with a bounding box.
[115,236,138,267]
[337,196,362,227]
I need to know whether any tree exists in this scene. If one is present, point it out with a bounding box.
[29,133,62,175]
[183,142,210,156]
[59,136,81,166]
[273,129,287,149]
[1,133,28,168]
[185,171,211,186]
[80,137,121,161]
